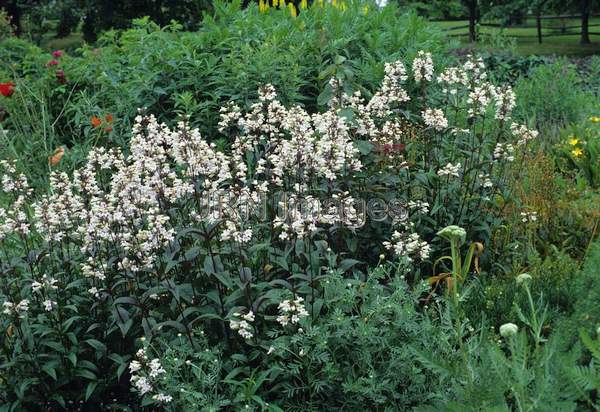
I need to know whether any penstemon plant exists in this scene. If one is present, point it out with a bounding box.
[0,52,538,408]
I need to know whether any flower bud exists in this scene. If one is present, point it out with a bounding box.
[516,273,532,285]
[499,323,518,338]
[437,225,466,245]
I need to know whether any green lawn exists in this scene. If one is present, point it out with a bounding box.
[432,18,600,56]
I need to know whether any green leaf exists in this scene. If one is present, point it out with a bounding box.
[42,364,57,381]
[355,140,374,155]
[75,368,97,380]
[85,382,98,401]
[67,352,77,367]
[85,339,107,353]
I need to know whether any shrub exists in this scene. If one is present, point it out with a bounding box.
[559,241,600,341]
[513,60,594,135]
[555,116,600,188]
[132,269,444,410]
[0,52,538,408]
[0,1,450,186]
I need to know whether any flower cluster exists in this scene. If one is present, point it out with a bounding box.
[520,211,538,224]
[383,223,431,262]
[129,348,170,402]
[510,122,539,146]
[31,274,58,293]
[493,143,515,162]
[422,108,448,131]
[412,50,434,82]
[230,311,255,339]
[276,296,309,326]
[437,162,462,178]
[2,299,29,317]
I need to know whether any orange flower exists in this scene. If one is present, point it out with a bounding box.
[105,114,113,123]
[91,116,102,128]
[48,147,65,166]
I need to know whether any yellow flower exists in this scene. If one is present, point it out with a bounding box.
[568,137,579,146]
[300,0,308,9]
[288,2,297,16]
[571,148,583,158]
[363,4,369,14]
[590,116,600,123]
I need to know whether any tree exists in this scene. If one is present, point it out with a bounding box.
[580,0,591,44]
[464,0,478,42]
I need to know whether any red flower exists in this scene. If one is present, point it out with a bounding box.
[55,70,67,84]
[91,116,102,128]
[105,114,113,123]
[46,59,59,68]
[52,50,63,58]
[0,82,15,97]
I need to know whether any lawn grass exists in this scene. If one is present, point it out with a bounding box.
[431,18,600,56]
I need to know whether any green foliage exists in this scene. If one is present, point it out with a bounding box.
[135,268,445,410]
[1,2,600,409]
[0,2,449,186]
[418,331,584,411]
[559,241,600,340]
[514,59,595,133]
[0,8,15,40]
[0,47,544,409]
[555,117,600,188]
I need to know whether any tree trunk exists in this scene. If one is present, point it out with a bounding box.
[467,0,478,42]
[581,0,591,45]
[536,13,542,44]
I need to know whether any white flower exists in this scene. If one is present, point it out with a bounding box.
[230,311,255,339]
[152,393,173,403]
[383,225,431,261]
[493,143,515,162]
[132,376,153,395]
[3,299,30,318]
[42,299,56,312]
[520,211,538,223]
[511,122,538,146]
[148,358,166,378]
[277,296,309,327]
[437,162,461,178]
[129,360,142,374]
[492,85,516,120]
[412,50,434,82]
[422,108,448,131]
